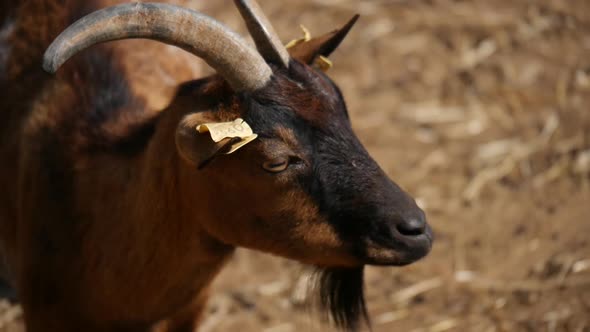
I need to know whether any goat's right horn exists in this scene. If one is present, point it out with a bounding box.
[234,0,290,68]
[43,2,272,92]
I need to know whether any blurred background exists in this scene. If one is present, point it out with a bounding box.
[1,0,589,331]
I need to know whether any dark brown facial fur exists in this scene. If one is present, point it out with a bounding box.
[246,61,432,263]
[172,61,431,331]
[234,60,432,331]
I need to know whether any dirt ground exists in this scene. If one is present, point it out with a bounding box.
[1,0,589,331]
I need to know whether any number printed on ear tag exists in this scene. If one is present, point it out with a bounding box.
[196,118,258,155]
[197,118,255,142]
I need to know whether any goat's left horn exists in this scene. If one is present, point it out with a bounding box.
[43,3,273,92]
[234,0,290,68]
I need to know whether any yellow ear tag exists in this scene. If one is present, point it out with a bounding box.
[196,118,258,154]
[315,55,333,72]
[286,24,312,49]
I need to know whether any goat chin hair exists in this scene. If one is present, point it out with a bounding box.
[312,267,370,332]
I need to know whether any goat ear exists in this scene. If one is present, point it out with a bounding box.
[176,113,235,169]
[288,15,359,65]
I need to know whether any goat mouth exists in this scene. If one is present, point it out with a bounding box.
[362,226,433,266]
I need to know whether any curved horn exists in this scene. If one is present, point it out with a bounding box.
[43,3,272,92]
[234,0,290,68]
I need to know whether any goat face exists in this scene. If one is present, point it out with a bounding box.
[43,0,432,270]
[177,57,432,269]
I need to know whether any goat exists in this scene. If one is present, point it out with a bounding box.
[0,1,433,331]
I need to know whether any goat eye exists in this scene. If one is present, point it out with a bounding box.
[262,157,289,173]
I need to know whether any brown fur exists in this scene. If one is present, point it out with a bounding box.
[0,3,354,328]
[0,2,431,331]
[1,1,225,330]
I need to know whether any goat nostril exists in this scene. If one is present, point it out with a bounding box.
[396,218,426,237]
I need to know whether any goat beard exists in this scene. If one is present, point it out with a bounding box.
[312,266,369,332]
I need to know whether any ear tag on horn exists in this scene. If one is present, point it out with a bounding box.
[286,25,333,72]
[315,55,333,72]
[286,25,312,49]
[196,118,258,155]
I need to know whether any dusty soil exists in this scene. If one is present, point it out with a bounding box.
[1,0,589,331]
